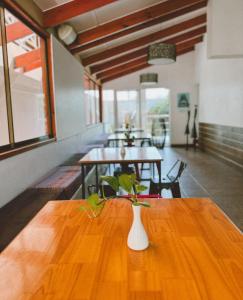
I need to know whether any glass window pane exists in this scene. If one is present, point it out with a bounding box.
[4,9,50,142]
[90,79,95,124]
[103,89,114,133]
[141,88,170,143]
[0,22,9,146]
[95,84,100,123]
[84,75,100,125]
[116,90,139,127]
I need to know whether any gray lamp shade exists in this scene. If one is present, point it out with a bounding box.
[148,43,176,65]
[140,73,158,85]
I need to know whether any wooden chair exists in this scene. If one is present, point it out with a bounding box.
[149,160,187,198]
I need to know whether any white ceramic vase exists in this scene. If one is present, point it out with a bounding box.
[127,204,149,251]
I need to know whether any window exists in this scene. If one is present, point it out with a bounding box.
[141,88,170,144]
[84,74,101,125]
[116,90,139,127]
[0,30,9,146]
[0,7,53,153]
[103,89,115,132]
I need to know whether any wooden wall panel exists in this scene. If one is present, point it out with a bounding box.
[199,122,243,169]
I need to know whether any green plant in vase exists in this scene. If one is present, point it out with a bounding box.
[80,174,151,250]
[124,130,135,147]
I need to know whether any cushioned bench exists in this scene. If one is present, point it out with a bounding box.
[0,136,109,251]
[32,166,82,200]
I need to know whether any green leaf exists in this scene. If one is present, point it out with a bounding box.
[130,173,137,184]
[100,175,119,192]
[118,174,133,193]
[137,201,151,207]
[135,184,148,193]
[87,193,100,208]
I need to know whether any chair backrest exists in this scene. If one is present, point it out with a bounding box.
[149,180,181,198]
[88,184,117,198]
[167,160,187,182]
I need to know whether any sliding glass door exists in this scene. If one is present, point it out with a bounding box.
[102,88,170,145]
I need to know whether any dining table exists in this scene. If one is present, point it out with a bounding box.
[108,133,152,147]
[79,146,162,198]
[114,128,144,133]
[0,198,242,299]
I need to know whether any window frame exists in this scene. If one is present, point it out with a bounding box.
[84,72,102,126]
[0,2,55,160]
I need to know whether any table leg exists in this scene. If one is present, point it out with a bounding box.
[134,163,140,181]
[156,161,161,183]
[81,164,85,199]
[95,164,99,193]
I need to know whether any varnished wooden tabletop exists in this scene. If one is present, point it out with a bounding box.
[79,146,162,164]
[0,198,242,300]
[108,133,151,141]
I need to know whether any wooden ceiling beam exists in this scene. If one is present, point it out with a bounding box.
[70,0,207,53]
[14,49,40,69]
[43,0,117,28]
[24,60,41,72]
[82,14,206,66]
[97,57,147,79]
[5,21,32,43]
[101,46,195,83]
[97,39,201,80]
[71,0,206,48]
[90,25,206,74]
[101,64,150,84]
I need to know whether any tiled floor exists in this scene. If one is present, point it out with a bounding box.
[158,147,243,231]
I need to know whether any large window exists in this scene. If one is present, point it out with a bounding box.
[117,90,139,127]
[84,74,100,125]
[141,88,170,144]
[0,7,53,152]
[103,89,115,133]
[102,89,139,131]
[103,88,170,144]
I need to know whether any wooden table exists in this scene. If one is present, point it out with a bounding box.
[79,147,162,197]
[114,128,144,133]
[0,198,242,300]
[108,133,152,147]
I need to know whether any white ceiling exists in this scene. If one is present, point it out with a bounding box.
[33,0,206,68]
[33,0,72,11]
[78,7,206,59]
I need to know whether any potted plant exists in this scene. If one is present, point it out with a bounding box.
[124,129,135,147]
[80,174,150,251]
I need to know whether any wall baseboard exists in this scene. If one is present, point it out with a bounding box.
[171,144,194,148]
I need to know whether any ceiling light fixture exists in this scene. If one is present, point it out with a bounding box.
[140,73,158,85]
[148,43,176,65]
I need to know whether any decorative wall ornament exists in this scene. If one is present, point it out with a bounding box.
[148,43,176,65]
[185,110,191,151]
[177,93,190,111]
[140,73,158,85]
[191,105,198,150]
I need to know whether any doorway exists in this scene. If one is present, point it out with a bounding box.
[141,88,170,146]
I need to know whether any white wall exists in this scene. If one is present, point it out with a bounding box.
[104,51,198,145]
[0,36,103,208]
[195,35,243,127]
[207,0,243,58]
